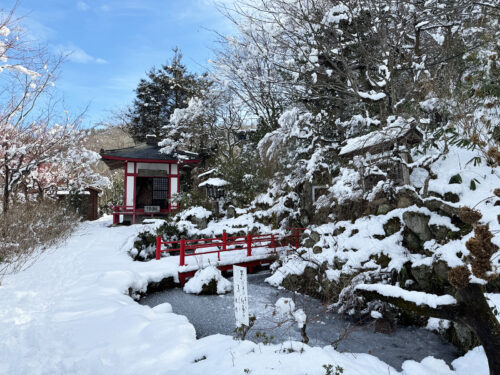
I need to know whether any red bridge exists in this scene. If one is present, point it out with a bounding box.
[156,228,304,285]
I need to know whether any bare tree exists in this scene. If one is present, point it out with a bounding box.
[0,6,87,213]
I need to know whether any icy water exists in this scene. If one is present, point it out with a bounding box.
[140,270,460,369]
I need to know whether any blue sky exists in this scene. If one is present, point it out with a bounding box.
[13,0,233,127]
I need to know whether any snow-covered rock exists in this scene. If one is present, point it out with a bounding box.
[183,266,232,295]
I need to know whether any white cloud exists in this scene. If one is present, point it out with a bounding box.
[77,1,90,11]
[21,17,57,42]
[54,43,108,64]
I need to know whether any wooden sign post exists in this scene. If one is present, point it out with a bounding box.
[233,265,249,327]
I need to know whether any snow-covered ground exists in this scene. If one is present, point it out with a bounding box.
[0,217,491,374]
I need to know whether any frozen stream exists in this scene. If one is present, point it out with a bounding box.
[140,270,460,369]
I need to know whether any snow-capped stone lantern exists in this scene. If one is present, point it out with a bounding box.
[199,177,230,218]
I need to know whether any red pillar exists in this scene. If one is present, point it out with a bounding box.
[220,231,227,261]
[246,233,252,257]
[180,238,186,266]
[156,236,161,260]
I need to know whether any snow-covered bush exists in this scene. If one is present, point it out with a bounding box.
[273,297,309,343]
[183,266,232,295]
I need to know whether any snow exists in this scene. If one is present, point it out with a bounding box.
[274,297,307,328]
[198,169,216,178]
[339,117,414,156]
[426,318,451,333]
[179,206,212,220]
[356,284,457,308]
[275,297,296,314]
[183,266,232,295]
[410,167,429,188]
[0,217,492,374]
[198,177,229,187]
[357,90,387,101]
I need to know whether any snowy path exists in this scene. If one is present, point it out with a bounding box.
[0,217,490,374]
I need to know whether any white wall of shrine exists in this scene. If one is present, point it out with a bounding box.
[124,161,180,209]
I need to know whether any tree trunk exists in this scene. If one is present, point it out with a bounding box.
[3,166,9,213]
[456,284,500,375]
[357,284,500,375]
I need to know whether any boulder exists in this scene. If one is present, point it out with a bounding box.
[429,225,449,243]
[448,322,480,351]
[312,246,323,254]
[443,192,460,203]
[432,260,450,282]
[226,205,237,219]
[383,217,402,236]
[303,231,321,248]
[411,264,433,290]
[377,204,393,215]
[402,228,423,253]
[191,216,208,230]
[402,211,432,242]
[397,196,414,209]
[183,266,232,295]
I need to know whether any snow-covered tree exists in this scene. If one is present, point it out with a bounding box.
[159,80,248,161]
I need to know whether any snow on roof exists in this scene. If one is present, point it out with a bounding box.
[339,119,414,156]
[198,169,217,178]
[198,178,229,187]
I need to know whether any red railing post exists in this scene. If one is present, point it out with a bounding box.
[156,236,161,260]
[246,233,252,257]
[271,233,276,253]
[180,238,186,266]
[221,230,227,261]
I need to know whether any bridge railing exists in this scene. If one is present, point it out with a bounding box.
[156,228,305,266]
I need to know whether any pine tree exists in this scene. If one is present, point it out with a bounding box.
[127,49,200,143]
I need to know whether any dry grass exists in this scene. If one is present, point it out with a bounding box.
[0,200,79,280]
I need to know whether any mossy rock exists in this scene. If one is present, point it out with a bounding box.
[200,279,218,295]
[397,196,414,209]
[444,322,480,352]
[333,257,347,269]
[349,228,359,237]
[411,262,451,294]
[443,192,460,203]
[377,203,393,215]
[370,253,391,268]
[411,265,434,290]
[312,246,323,254]
[281,266,322,299]
[432,260,450,282]
[402,211,432,242]
[429,224,449,243]
[303,231,321,248]
[403,228,423,253]
[383,217,402,236]
[486,277,500,293]
[396,263,414,287]
[333,226,346,236]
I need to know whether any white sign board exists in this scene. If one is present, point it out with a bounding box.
[233,265,249,327]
